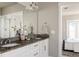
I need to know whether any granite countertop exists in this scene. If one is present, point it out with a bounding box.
[0,34,49,54]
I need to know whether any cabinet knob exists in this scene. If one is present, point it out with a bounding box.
[34,44,38,47]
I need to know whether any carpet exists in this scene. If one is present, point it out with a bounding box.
[62,50,79,57]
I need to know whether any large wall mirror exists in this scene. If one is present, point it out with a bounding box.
[0,2,39,39]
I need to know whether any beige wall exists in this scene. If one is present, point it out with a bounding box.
[38,2,59,57]
[62,14,79,40]
[23,11,37,34]
[0,8,2,16]
[2,2,59,57]
[2,3,25,15]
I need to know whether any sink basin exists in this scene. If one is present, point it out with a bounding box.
[1,43,20,47]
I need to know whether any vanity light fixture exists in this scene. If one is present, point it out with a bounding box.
[25,2,39,11]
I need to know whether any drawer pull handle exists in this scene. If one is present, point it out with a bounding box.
[34,52,38,56]
[34,44,38,47]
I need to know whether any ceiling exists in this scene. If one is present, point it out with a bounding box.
[0,2,17,8]
[1,2,77,15]
[60,2,79,15]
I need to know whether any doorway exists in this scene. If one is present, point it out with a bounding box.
[59,2,79,57]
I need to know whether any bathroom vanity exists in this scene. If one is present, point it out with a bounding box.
[0,34,49,57]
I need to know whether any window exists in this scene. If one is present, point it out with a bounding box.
[67,20,79,40]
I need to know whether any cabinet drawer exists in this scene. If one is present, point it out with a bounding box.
[33,51,39,57]
[32,42,39,50]
[30,49,39,57]
[25,42,40,57]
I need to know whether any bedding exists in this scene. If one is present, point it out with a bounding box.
[65,39,79,52]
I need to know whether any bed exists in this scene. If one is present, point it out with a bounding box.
[64,39,79,52]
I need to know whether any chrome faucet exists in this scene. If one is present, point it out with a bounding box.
[0,40,4,45]
[4,39,10,44]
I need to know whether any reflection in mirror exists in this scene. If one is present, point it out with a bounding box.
[0,2,39,40]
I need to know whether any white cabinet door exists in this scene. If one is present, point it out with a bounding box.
[39,39,49,57]
[2,48,21,57]
[19,46,31,57]
[20,41,40,57]
[0,54,2,57]
[1,44,35,57]
[1,46,28,57]
[2,50,18,57]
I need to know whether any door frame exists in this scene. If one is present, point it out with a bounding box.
[58,3,63,57]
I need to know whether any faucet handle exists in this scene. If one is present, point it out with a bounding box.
[4,39,9,44]
[0,40,4,45]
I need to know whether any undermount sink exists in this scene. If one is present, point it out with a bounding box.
[1,43,20,47]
